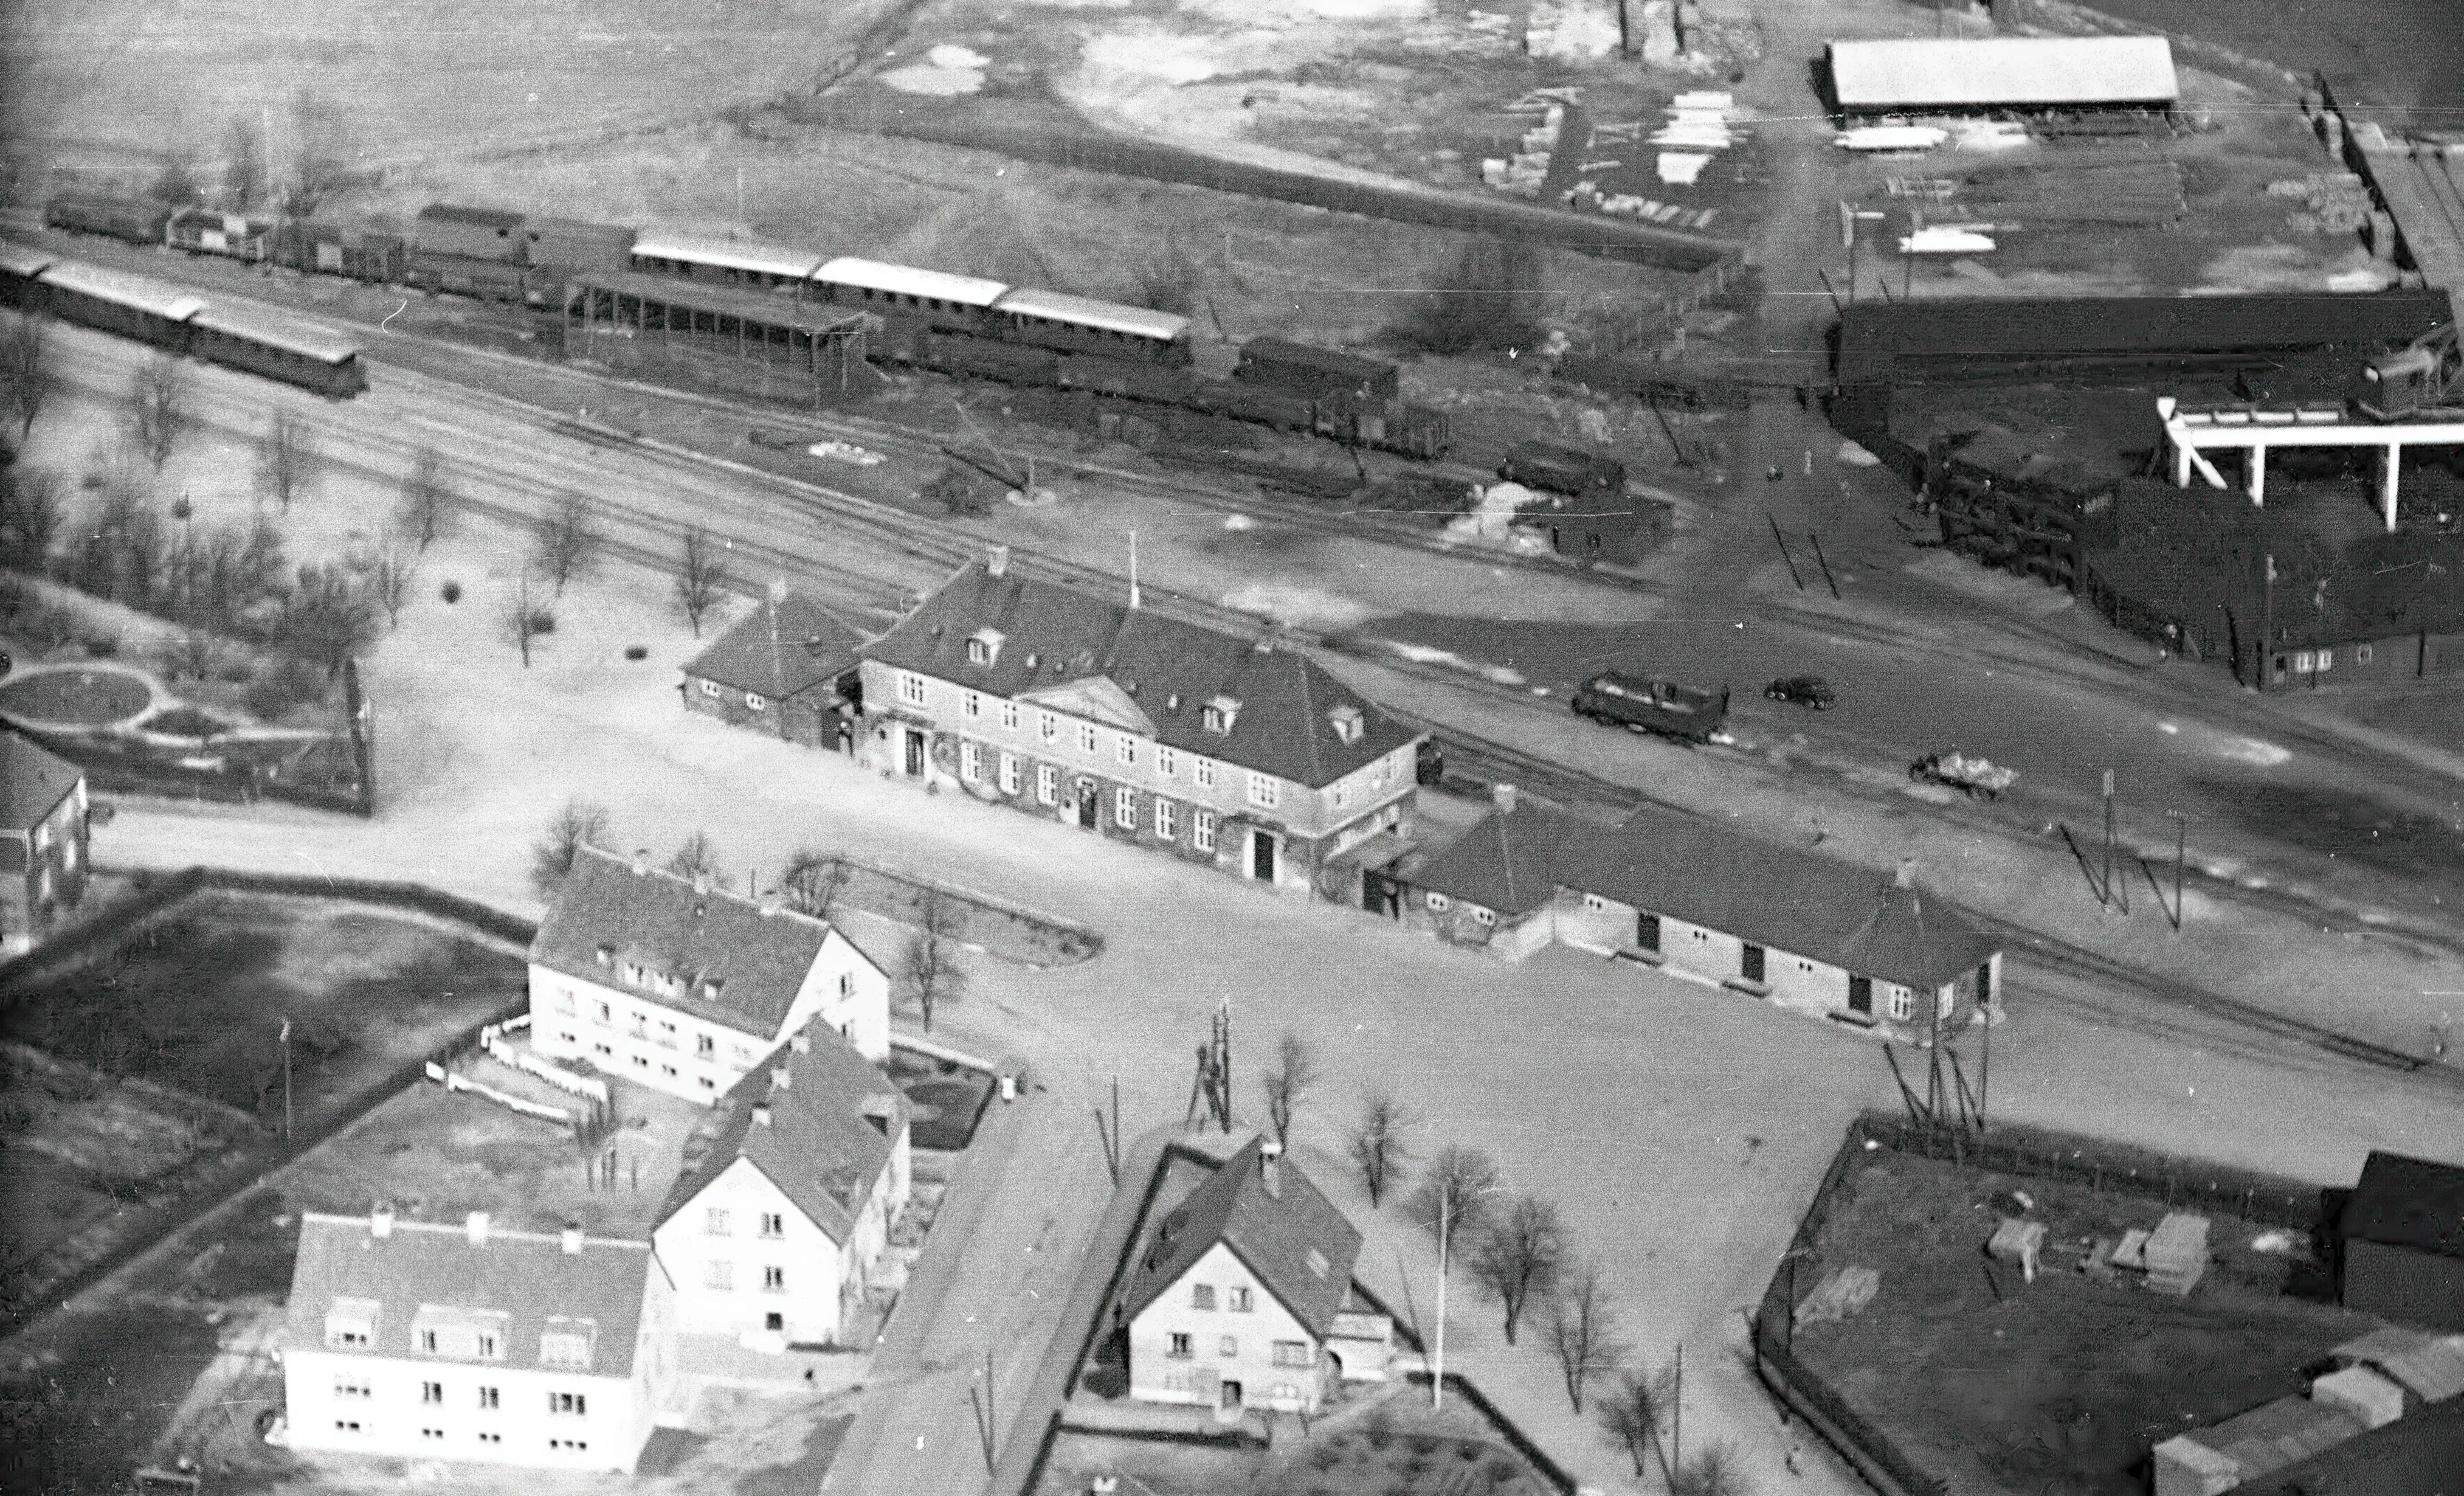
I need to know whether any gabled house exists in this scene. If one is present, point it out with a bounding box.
[1403,786,2004,1042]
[1,730,89,952]
[651,1019,911,1347]
[857,547,1423,898]
[2335,1151,2464,1332]
[682,588,868,752]
[1109,1138,1389,1417]
[278,1208,675,1473]
[527,847,891,1104]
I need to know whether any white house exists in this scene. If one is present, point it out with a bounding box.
[1108,1138,1389,1418]
[651,1020,912,1347]
[527,847,892,1104]
[278,1209,675,1475]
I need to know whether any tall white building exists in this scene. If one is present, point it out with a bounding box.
[527,847,892,1103]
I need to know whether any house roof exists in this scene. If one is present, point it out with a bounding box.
[657,1019,907,1245]
[2331,1325,2464,1404]
[683,590,869,699]
[1118,1138,1362,1339]
[861,560,1419,789]
[1827,36,2179,110]
[2339,1151,2464,1259]
[283,1213,655,1375]
[0,732,82,829]
[530,847,872,1039]
[1406,796,1606,916]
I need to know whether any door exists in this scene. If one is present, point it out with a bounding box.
[1251,830,1278,882]
[1849,975,1873,1015]
[903,729,925,777]
[1636,913,1660,952]
[1220,1380,1244,1411]
[1742,944,1765,983]
[1075,781,1098,829]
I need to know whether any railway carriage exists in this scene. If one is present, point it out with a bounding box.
[186,298,368,398]
[1054,350,1195,405]
[167,207,274,264]
[919,330,1060,386]
[286,222,407,283]
[810,257,1007,336]
[628,234,821,294]
[0,241,57,310]
[413,203,529,265]
[43,193,173,247]
[989,286,1192,365]
[35,260,204,350]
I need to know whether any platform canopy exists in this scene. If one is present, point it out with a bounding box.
[1828,36,2179,112]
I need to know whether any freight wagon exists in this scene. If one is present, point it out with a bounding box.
[167,207,275,263]
[1237,336,1401,401]
[44,193,172,247]
[287,222,407,283]
[413,203,530,265]
[0,241,55,310]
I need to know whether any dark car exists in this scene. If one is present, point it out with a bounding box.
[1415,738,1446,786]
[1572,671,1728,744]
[1765,675,1837,710]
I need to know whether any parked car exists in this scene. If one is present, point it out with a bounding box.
[1572,671,1728,743]
[1765,675,1837,710]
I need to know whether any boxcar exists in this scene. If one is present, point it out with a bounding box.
[922,331,1059,386]
[1381,403,1452,460]
[1500,440,1625,496]
[1192,376,1315,432]
[413,203,528,265]
[404,249,529,305]
[1235,336,1399,401]
[524,217,637,279]
[288,222,407,283]
[35,260,204,350]
[812,257,1006,336]
[1055,350,1194,405]
[167,207,274,263]
[990,286,1193,366]
[44,194,173,246]
[629,233,824,294]
[0,241,58,310]
[186,299,367,398]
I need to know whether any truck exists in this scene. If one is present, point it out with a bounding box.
[1571,671,1728,743]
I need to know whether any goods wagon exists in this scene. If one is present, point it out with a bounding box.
[414,204,528,265]
[523,216,636,278]
[1500,440,1626,496]
[167,207,274,263]
[1237,336,1401,401]
[44,194,173,246]
[1055,351,1195,405]
[404,249,529,305]
[920,330,1061,386]
[0,241,57,310]
[1188,376,1316,433]
[35,260,203,350]
[286,223,407,283]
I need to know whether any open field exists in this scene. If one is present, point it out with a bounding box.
[1790,1144,2380,1496]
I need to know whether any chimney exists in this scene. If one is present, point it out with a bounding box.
[631,848,651,877]
[1259,1138,1284,1199]
[1894,859,1916,890]
[465,1211,490,1247]
[1493,783,1518,816]
[790,1030,810,1054]
[752,1103,773,1127]
[1253,633,1274,654]
[987,544,1010,578]
[370,1202,395,1239]
[759,887,784,918]
[771,1064,791,1091]
[561,1224,585,1255]
[692,870,711,898]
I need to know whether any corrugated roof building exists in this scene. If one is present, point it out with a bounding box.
[1827,36,2179,113]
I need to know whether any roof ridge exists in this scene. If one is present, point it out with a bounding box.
[301,1213,653,1251]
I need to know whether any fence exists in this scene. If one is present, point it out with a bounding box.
[480,1025,610,1105]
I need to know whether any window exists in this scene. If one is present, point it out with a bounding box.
[1038,712,1058,744]
[326,1301,378,1349]
[540,1328,593,1371]
[1117,736,1137,766]
[477,1387,499,1410]
[1888,988,1915,1022]
[1220,1336,1240,1357]
[1158,746,1176,778]
[765,1312,784,1331]
[333,1377,370,1399]
[477,1432,502,1444]
[839,971,855,1000]
[1272,1342,1313,1368]
[1116,788,1137,828]
[2357,643,2375,665]
[706,1261,734,1290]
[1037,764,1058,805]
[2317,648,2333,671]
[1077,722,1098,754]
[593,1042,613,1056]
[760,1213,785,1239]
[548,1392,587,1416]
[628,1010,648,1037]
[548,1439,588,1452]
[1191,1284,1216,1311]
[700,679,720,698]
[706,1208,732,1236]
[658,1020,678,1048]
[1691,929,1708,943]
[897,671,927,706]
[1001,753,1021,794]
[419,1330,438,1354]
[476,1334,498,1359]
[334,1421,362,1434]
[596,1002,610,1025]
[1798,959,1815,974]
[964,690,982,719]
[1583,894,1609,912]
[1000,701,1019,730]
[1193,811,1216,853]
[423,1382,443,1404]
[661,1064,678,1079]
[697,1033,715,1058]
[1470,906,1496,927]
[1246,772,1278,809]
[1156,800,1178,840]
[1168,1333,1193,1359]
[961,740,982,781]
[554,992,575,1016]
[1329,704,1364,744]
[764,1266,787,1292]
[1194,758,1216,790]
[745,691,767,712]
[1426,892,1452,912]
[1202,697,1239,735]
[1227,1287,1254,1313]
[732,1043,752,1064]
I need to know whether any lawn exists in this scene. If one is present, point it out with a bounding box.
[0,664,154,727]
[1789,1146,2379,1496]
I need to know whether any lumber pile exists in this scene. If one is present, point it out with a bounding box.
[1872,147,2186,227]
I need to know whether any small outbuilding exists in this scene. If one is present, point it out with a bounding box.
[682,589,869,752]
[2335,1150,2464,1332]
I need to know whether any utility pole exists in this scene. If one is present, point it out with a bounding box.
[1672,1343,1685,1473]
[1433,1186,1452,1412]
[2100,770,2116,909]
[2165,809,2187,931]
[280,1016,292,1142]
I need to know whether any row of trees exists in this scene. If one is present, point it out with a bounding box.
[148,90,356,219]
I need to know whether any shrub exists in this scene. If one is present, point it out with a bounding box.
[440,580,461,604]
[1410,1436,1441,1456]
[1488,1458,1519,1484]
[80,633,120,659]
[1364,1411,1394,1450]
[624,644,647,660]
[1399,237,1546,357]
[1307,1445,1343,1472]
[526,608,556,635]
[244,654,328,720]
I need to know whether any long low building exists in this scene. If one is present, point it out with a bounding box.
[1826,36,2179,114]
[563,270,874,407]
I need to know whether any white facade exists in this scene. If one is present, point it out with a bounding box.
[528,927,889,1105]
[1128,1242,1334,1416]
[280,1262,675,1474]
[651,1135,911,1346]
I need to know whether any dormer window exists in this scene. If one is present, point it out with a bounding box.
[1329,704,1365,745]
[595,945,613,967]
[621,961,646,988]
[967,629,1004,667]
[325,1298,379,1349]
[700,978,723,1002]
[1202,696,1241,735]
[539,1319,595,1372]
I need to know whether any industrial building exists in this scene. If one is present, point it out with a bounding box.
[1825,36,2179,115]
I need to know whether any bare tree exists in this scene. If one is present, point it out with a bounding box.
[535,491,598,596]
[900,890,967,1031]
[1469,1193,1565,1345]
[675,526,731,637]
[1258,1032,1319,1152]
[277,561,376,676]
[501,568,544,667]
[151,150,204,206]
[364,541,413,629]
[1350,1092,1413,1208]
[258,409,313,513]
[131,354,189,469]
[1407,1144,1502,1241]
[224,114,264,208]
[1134,235,1206,317]
[395,446,454,552]
[3,313,50,440]
[0,464,64,572]
[1670,1444,1744,1496]
[782,847,852,919]
[1547,1258,1624,1413]
[1598,1365,1677,1483]
[666,831,720,882]
[530,798,611,899]
[162,631,228,684]
[287,88,357,220]
[1403,237,1546,357]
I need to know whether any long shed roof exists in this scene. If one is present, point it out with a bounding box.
[568,270,873,337]
[1827,36,2179,110]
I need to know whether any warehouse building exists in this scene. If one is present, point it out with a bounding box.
[1824,36,2179,115]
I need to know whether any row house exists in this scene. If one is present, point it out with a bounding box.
[1,732,91,954]
[1403,786,2004,1042]
[1108,1138,1391,1418]
[528,847,892,1105]
[857,547,1424,899]
[279,1209,675,1473]
[680,587,868,752]
[652,1019,913,1347]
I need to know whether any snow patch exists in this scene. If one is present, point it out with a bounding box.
[1218,583,1374,631]
[883,60,985,95]
[1382,639,1525,685]
[927,44,991,68]
[1835,440,1880,468]
[1222,513,1258,531]
[2215,736,2291,767]
[1084,33,1223,86]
